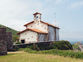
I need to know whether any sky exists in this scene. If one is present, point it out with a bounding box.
[0,0,83,42]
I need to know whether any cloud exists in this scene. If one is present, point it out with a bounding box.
[0,0,67,31]
[70,1,83,8]
[0,0,43,31]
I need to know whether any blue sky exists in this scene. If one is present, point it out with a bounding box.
[0,0,83,41]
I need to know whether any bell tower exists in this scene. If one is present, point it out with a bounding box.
[33,12,41,22]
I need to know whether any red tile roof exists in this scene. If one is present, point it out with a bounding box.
[24,21,60,29]
[17,28,48,35]
[40,21,59,29]
[24,21,34,26]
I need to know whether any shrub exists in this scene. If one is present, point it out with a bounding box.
[13,40,72,51]
[51,40,73,50]
[32,49,83,59]
[15,42,21,44]
[12,45,19,51]
[23,48,83,59]
[19,40,72,50]
[27,40,73,50]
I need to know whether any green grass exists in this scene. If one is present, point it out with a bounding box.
[20,48,83,59]
[0,51,83,62]
[36,49,83,59]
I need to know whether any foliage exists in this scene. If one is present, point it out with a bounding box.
[38,49,83,59]
[13,40,73,54]
[51,40,73,50]
[12,45,19,51]
[0,51,83,62]
[72,43,79,50]
[17,41,82,59]
[23,40,73,50]
[15,42,21,44]
[23,48,83,59]
[0,24,18,42]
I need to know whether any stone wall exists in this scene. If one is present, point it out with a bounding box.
[6,32,13,50]
[0,28,7,55]
[0,28,13,55]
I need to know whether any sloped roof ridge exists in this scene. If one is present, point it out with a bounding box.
[24,20,60,29]
[17,28,47,35]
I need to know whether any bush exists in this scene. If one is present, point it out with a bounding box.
[25,49,83,59]
[12,45,19,51]
[42,50,83,59]
[14,40,72,51]
[27,40,73,50]
[21,47,83,59]
[51,40,73,50]
[15,42,21,44]
[18,40,72,50]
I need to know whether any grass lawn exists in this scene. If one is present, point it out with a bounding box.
[0,51,83,62]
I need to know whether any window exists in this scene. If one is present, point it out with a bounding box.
[21,40,25,43]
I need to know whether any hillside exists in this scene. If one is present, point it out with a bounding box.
[0,24,18,42]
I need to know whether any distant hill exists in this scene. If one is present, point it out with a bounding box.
[0,24,18,42]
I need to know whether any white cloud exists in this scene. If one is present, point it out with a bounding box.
[0,0,67,31]
[0,0,43,31]
[70,1,83,8]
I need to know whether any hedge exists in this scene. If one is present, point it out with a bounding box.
[28,40,73,50]
[14,40,72,51]
[24,48,83,59]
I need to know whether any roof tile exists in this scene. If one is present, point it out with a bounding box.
[17,28,48,35]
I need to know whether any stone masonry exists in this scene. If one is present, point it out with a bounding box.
[0,28,13,55]
[0,28,7,55]
[6,32,13,51]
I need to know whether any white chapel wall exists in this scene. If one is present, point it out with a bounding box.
[26,21,48,33]
[19,31,38,43]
